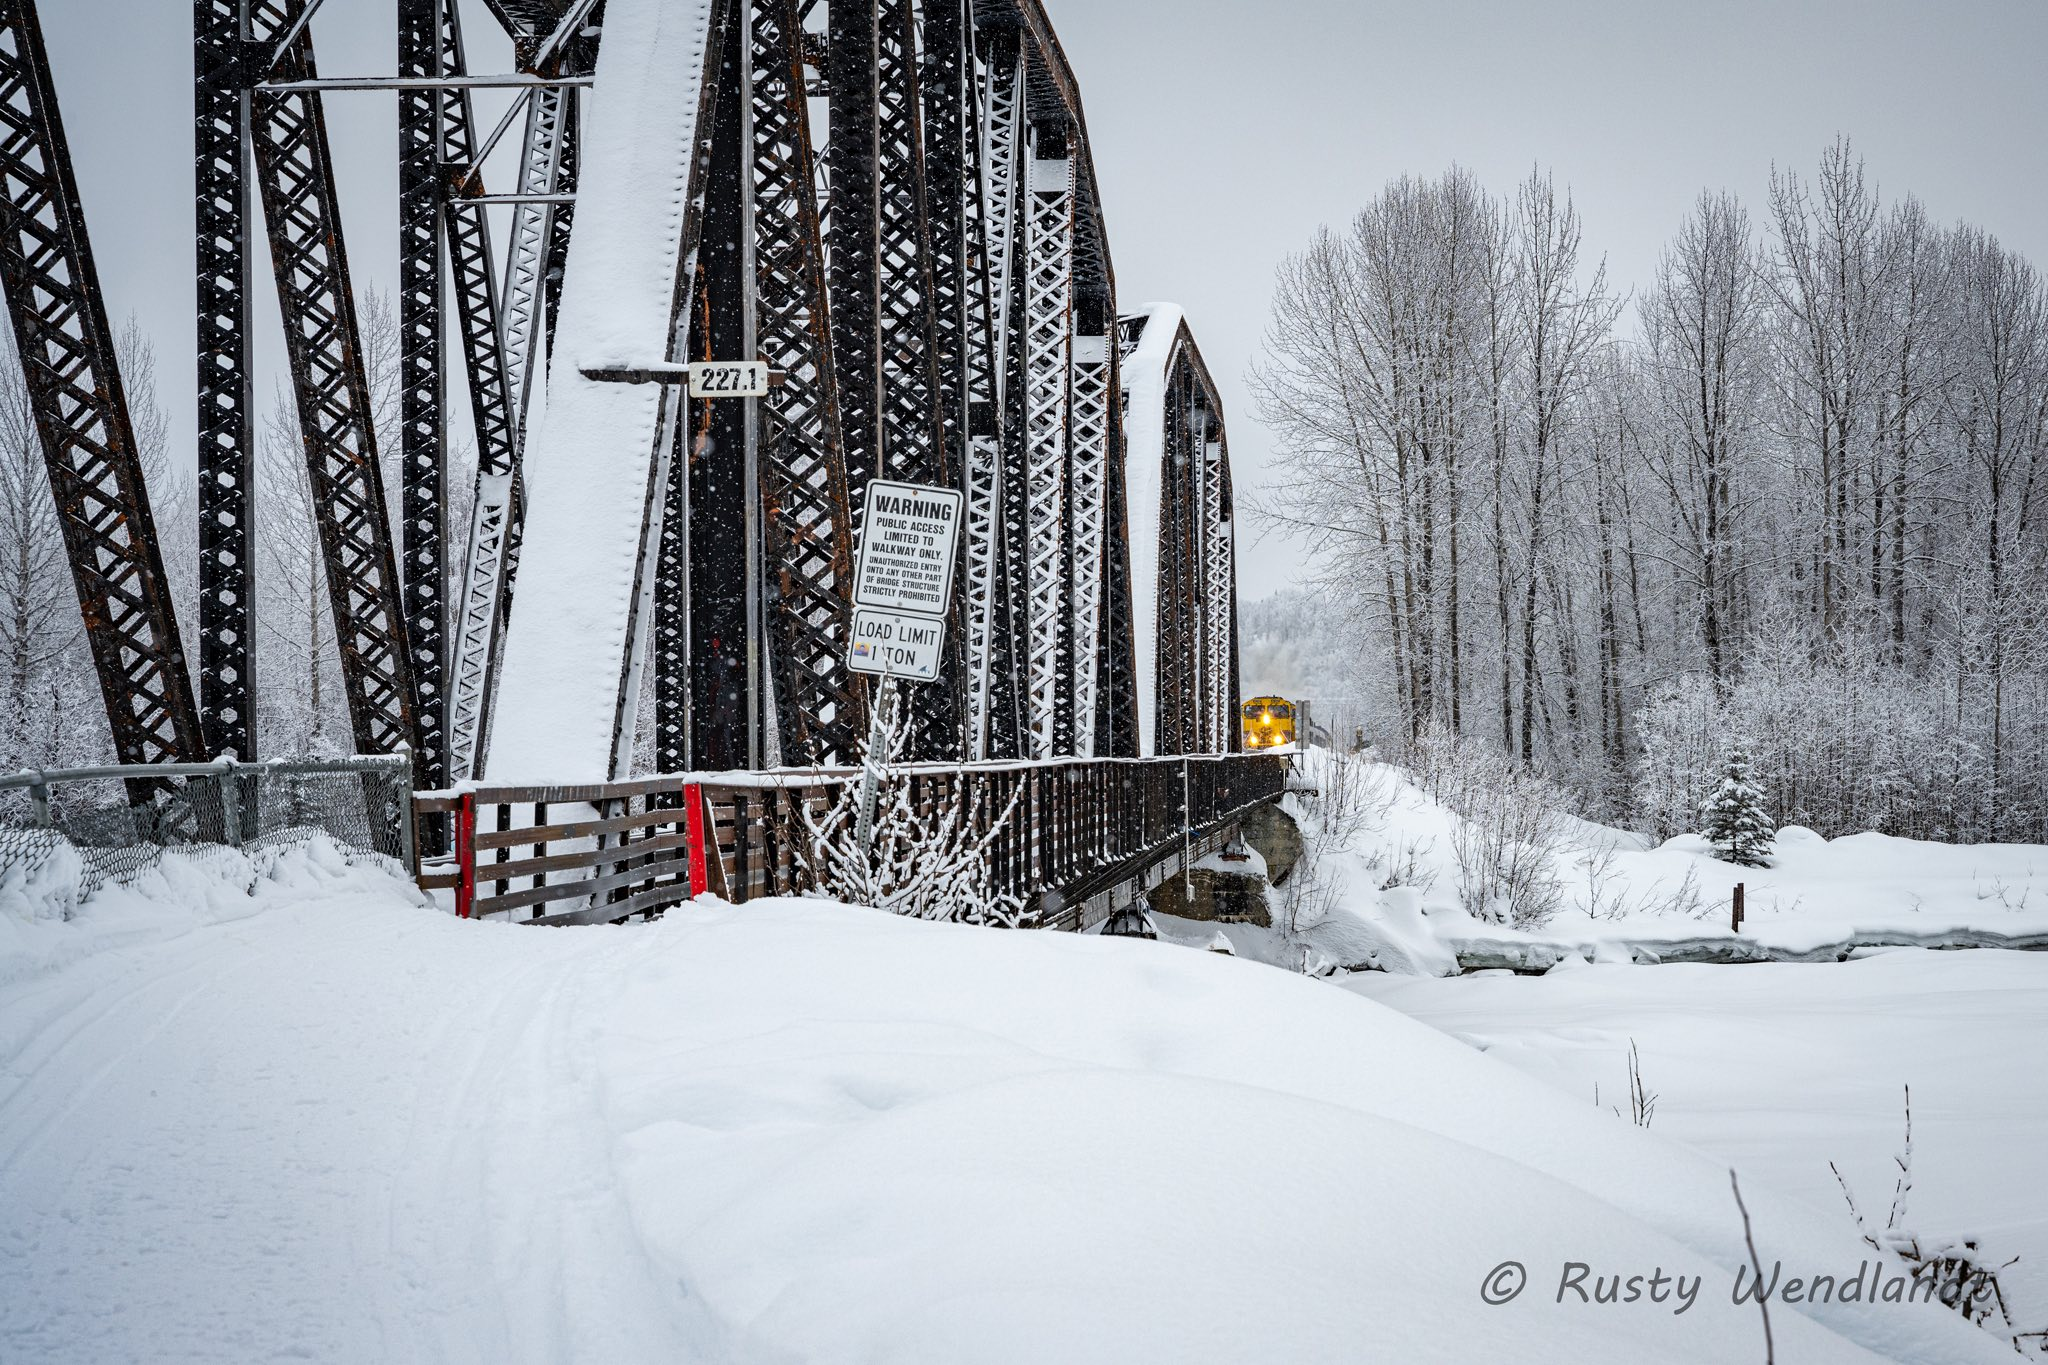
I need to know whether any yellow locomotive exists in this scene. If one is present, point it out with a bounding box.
[1242,696,1298,750]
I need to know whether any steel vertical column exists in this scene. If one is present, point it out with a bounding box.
[195,0,256,761]
[1020,132,1073,759]
[978,29,1028,761]
[752,0,859,767]
[398,0,447,788]
[958,33,1023,760]
[1156,361,1198,755]
[688,2,754,773]
[1097,378,1140,758]
[1067,306,1110,757]
[1188,401,1212,750]
[876,0,963,758]
[920,0,987,755]
[826,0,881,498]
[1219,459,1242,752]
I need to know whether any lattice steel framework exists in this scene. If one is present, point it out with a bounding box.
[1019,138,1072,759]
[444,21,522,782]
[0,0,204,767]
[922,0,1004,761]
[249,0,417,760]
[438,3,521,782]
[753,0,859,766]
[1067,321,1109,756]
[499,88,568,437]
[1155,360,1201,755]
[682,0,751,774]
[1096,391,1139,759]
[1139,324,1240,757]
[827,0,964,760]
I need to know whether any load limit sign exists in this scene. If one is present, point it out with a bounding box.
[849,479,962,683]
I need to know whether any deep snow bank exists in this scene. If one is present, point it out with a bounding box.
[0,832,421,989]
[0,865,2013,1363]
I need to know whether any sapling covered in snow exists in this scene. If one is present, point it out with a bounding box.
[1831,1088,2027,1348]
[1706,748,1777,867]
[801,685,1026,927]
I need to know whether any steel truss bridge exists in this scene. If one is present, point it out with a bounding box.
[0,0,1264,914]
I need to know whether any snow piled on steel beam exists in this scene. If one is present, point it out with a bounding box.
[1119,303,1184,759]
[486,0,714,784]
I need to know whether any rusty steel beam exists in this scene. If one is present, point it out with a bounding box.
[0,0,205,767]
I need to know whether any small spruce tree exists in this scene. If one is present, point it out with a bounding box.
[1705,747,1775,867]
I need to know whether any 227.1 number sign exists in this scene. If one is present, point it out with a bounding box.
[686,360,772,398]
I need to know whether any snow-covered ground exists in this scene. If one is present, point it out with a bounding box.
[1350,951,2048,1353]
[0,845,2020,1362]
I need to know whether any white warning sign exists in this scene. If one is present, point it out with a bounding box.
[853,480,963,616]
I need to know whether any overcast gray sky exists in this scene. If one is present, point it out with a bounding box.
[40,0,2048,600]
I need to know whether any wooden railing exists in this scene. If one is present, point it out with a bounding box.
[414,753,1289,929]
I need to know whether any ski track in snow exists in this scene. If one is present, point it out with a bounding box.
[0,897,714,1364]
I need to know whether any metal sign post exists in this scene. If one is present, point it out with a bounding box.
[853,674,891,856]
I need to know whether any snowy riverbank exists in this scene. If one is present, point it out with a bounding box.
[1163,750,2048,976]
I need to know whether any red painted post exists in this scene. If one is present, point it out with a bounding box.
[455,791,478,920]
[684,782,710,898]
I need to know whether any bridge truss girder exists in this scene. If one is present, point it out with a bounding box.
[13,0,1241,787]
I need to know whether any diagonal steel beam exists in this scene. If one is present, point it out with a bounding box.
[249,0,417,759]
[0,0,204,767]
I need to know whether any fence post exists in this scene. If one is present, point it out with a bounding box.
[27,772,51,828]
[218,758,243,849]
[1732,882,1746,933]
[683,782,709,899]
[394,745,419,874]
[455,791,478,919]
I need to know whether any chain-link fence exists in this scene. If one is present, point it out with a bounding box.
[0,757,414,907]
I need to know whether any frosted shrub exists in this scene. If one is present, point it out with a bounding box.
[1631,676,1728,842]
[1412,726,1567,926]
[1281,749,1396,934]
[801,689,1026,927]
[1306,748,1394,852]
